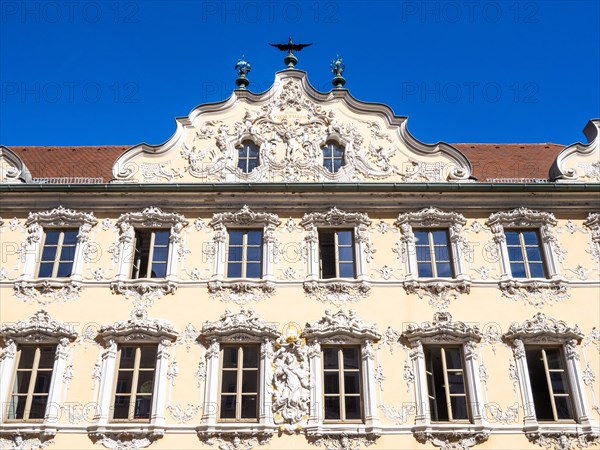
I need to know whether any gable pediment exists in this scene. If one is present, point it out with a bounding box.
[113,70,472,183]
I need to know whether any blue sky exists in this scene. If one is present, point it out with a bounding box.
[1,0,599,146]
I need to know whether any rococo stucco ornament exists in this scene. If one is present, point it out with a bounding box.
[526,431,600,450]
[414,431,490,450]
[198,432,272,450]
[201,308,278,341]
[0,434,54,450]
[303,281,371,307]
[498,280,570,308]
[0,309,77,344]
[89,432,162,450]
[307,432,380,450]
[13,280,82,304]
[302,310,380,342]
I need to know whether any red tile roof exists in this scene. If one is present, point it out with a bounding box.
[9,144,566,183]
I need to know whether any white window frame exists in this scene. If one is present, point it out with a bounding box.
[395,207,468,282]
[0,311,77,427]
[302,310,381,434]
[402,312,485,428]
[93,309,178,430]
[199,309,278,431]
[21,206,97,282]
[114,207,188,283]
[300,207,370,283]
[503,313,596,432]
[584,212,600,263]
[486,208,562,281]
[209,205,280,286]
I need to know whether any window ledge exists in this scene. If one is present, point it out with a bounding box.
[403,278,471,310]
[197,425,276,448]
[413,425,491,450]
[109,279,177,302]
[305,426,381,448]
[13,279,82,303]
[498,279,570,307]
[87,426,164,449]
[207,279,276,303]
[303,279,371,306]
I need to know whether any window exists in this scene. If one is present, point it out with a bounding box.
[237,141,259,173]
[424,346,468,422]
[505,230,547,278]
[322,142,344,173]
[8,345,56,421]
[112,345,157,421]
[219,344,260,421]
[227,230,263,279]
[37,229,78,278]
[323,346,362,422]
[414,230,453,278]
[319,230,355,279]
[525,347,573,421]
[131,229,170,279]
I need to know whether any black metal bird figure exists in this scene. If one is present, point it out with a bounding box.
[269,37,312,68]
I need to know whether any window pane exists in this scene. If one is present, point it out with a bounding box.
[526,349,554,421]
[154,231,170,245]
[450,396,468,420]
[220,395,236,418]
[41,246,58,262]
[242,371,258,393]
[417,263,434,278]
[247,231,262,245]
[38,263,54,278]
[413,231,428,244]
[549,372,568,394]
[38,346,56,368]
[14,372,31,394]
[116,371,133,394]
[337,231,353,246]
[342,348,360,369]
[416,246,431,262]
[243,346,259,368]
[508,246,524,262]
[113,396,130,419]
[150,262,167,278]
[152,247,169,262]
[444,348,462,370]
[18,347,36,369]
[29,396,48,419]
[324,373,340,394]
[228,231,243,245]
[136,371,154,394]
[134,396,152,419]
[241,395,257,419]
[526,247,543,262]
[221,371,238,393]
[431,230,448,245]
[139,347,157,369]
[222,347,238,368]
[246,246,262,262]
[56,262,73,277]
[436,262,453,278]
[545,349,562,369]
[227,263,242,278]
[324,396,340,420]
[119,347,136,368]
[59,245,76,262]
[33,371,52,393]
[344,372,360,394]
[338,262,355,278]
[9,396,27,420]
[529,263,546,278]
[338,247,354,262]
[522,231,539,245]
[319,232,336,279]
[344,396,361,420]
[62,231,79,245]
[554,396,573,420]
[228,247,242,262]
[510,263,527,278]
[323,348,338,369]
[447,372,466,394]
[505,232,520,245]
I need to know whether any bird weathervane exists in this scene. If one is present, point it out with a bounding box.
[269,37,312,69]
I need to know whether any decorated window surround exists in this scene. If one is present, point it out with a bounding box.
[0,310,77,432]
[198,309,279,435]
[21,206,97,284]
[394,207,469,286]
[401,312,487,436]
[301,310,381,436]
[502,313,597,434]
[112,206,188,293]
[92,308,178,433]
[584,212,600,263]
[208,205,280,291]
[486,208,564,282]
[300,207,371,287]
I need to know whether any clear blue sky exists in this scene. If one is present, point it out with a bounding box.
[1,1,599,146]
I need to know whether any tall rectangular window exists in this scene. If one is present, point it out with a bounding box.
[219,345,259,421]
[424,346,469,422]
[131,230,170,279]
[8,345,56,421]
[319,230,355,279]
[505,230,547,278]
[323,346,362,422]
[414,229,453,278]
[525,347,573,421]
[38,229,78,278]
[227,230,263,278]
[112,345,157,421]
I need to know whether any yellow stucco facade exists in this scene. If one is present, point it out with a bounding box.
[0,69,599,450]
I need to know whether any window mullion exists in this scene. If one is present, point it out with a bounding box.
[51,231,65,278]
[237,346,243,420]
[338,348,345,421]
[519,232,531,278]
[541,349,559,421]
[429,232,438,278]
[24,347,41,420]
[146,231,156,278]
[242,232,248,278]
[334,232,340,278]
[130,347,141,420]
[440,348,454,421]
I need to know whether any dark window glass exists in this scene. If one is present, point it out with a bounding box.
[237,141,259,173]
[322,142,344,173]
[227,230,263,279]
[414,229,454,278]
[219,345,260,421]
[319,230,355,279]
[323,346,362,422]
[131,229,170,279]
[505,230,547,279]
[38,229,78,278]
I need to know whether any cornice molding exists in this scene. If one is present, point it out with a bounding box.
[302,310,380,342]
[200,308,278,342]
[402,312,482,344]
[0,309,77,344]
[97,308,178,344]
[503,312,583,343]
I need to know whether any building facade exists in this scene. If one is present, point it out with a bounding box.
[0,66,599,450]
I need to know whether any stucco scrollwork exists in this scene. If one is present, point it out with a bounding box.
[96,308,178,344]
[89,432,162,450]
[167,404,201,423]
[403,312,482,344]
[208,281,275,305]
[503,312,584,343]
[379,404,415,424]
[302,310,380,342]
[14,280,82,304]
[526,431,600,450]
[303,281,371,307]
[201,308,279,342]
[307,432,380,450]
[0,434,54,450]
[0,310,77,344]
[198,432,272,450]
[110,280,177,302]
[498,279,570,308]
[584,212,600,262]
[414,431,490,450]
[403,280,470,310]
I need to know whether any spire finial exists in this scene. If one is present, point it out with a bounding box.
[235,56,251,90]
[331,55,346,89]
[269,37,313,68]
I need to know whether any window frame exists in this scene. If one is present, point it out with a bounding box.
[321,345,363,423]
[504,228,548,279]
[402,312,485,427]
[0,311,77,425]
[502,313,594,430]
[130,228,171,280]
[318,229,356,279]
[236,140,260,174]
[321,141,345,174]
[37,228,79,279]
[225,229,264,279]
[413,228,455,279]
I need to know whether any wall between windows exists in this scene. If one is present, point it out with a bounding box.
[0,209,598,450]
